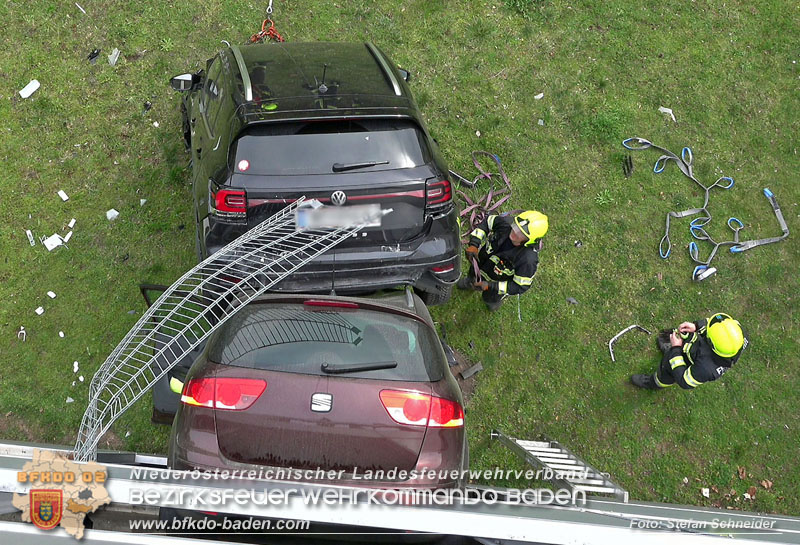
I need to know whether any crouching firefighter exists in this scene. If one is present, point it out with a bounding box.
[631,313,748,390]
[457,210,548,311]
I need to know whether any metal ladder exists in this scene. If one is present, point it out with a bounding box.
[491,430,629,502]
[73,198,386,462]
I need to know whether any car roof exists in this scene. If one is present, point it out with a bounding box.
[227,42,418,123]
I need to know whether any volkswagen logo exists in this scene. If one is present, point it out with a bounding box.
[330,190,347,206]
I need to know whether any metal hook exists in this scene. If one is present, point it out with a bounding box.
[266,0,274,16]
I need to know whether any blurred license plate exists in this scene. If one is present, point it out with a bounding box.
[296,204,382,230]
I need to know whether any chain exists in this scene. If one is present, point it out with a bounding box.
[250,0,285,43]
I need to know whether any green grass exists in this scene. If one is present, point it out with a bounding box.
[0,0,798,515]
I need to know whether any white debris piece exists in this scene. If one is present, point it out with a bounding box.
[63,231,73,242]
[58,190,69,201]
[140,199,147,206]
[79,375,84,382]
[25,230,35,246]
[66,397,75,404]
[475,130,481,137]
[19,80,40,99]
[125,431,131,438]
[659,106,676,122]
[47,291,56,298]
[701,488,710,498]
[35,307,44,315]
[68,218,76,228]
[75,2,86,14]
[73,361,79,373]
[17,327,26,342]
[538,119,544,126]
[534,92,544,100]
[106,209,119,221]
[59,331,65,338]
[71,381,76,387]
[108,48,121,66]
[42,233,64,251]
[153,121,159,128]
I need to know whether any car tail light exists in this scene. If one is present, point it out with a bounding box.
[425,179,452,208]
[430,264,455,275]
[379,390,463,428]
[210,185,247,223]
[181,378,266,411]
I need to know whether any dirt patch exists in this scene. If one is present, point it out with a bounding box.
[0,412,41,442]
[448,347,480,403]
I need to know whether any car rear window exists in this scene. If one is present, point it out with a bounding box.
[208,304,444,382]
[232,119,429,176]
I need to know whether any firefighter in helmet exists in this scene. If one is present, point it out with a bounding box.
[631,313,747,390]
[457,210,548,311]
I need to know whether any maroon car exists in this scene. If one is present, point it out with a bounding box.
[167,289,467,489]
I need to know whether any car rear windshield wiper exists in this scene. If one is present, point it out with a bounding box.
[321,361,397,374]
[332,160,389,172]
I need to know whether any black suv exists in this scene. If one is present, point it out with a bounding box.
[170,42,460,304]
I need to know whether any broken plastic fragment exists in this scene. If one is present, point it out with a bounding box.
[566,297,579,305]
[68,218,76,228]
[75,2,86,14]
[42,233,64,251]
[125,431,131,438]
[59,331,65,338]
[66,397,75,404]
[140,199,147,206]
[701,488,710,498]
[35,307,44,315]
[47,291,56,298]
[17,327,26,342]
[106,209,119,221]
[153,121,159,128]
[63,231,73,242]
[88,49,100,63]
[73,361,79,373]
[108,48,121,66]
[534,92,544,100]
[19,80,40,99]
[58,190,69,201]
[79,375,84,382]
[538,119,544,126]
[25,230,35,246]
[658,106,676,122]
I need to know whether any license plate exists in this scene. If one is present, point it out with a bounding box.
[296,204,383,230]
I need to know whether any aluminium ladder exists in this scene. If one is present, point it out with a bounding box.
[491,429,629,502]
[74,198,386,462]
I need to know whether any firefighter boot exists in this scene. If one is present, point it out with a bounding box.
[631,374,659,390]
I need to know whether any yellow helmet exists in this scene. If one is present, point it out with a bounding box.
[514,211,548,246]
[706,313,744,358]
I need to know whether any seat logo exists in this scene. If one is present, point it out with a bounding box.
[331,191,347,206]
[311,393,333,412]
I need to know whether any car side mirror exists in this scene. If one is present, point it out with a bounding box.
[397,68,411,82]
[170,73,196,91]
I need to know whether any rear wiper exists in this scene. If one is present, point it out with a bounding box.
[321,361,397,374]
[332,160,389,172]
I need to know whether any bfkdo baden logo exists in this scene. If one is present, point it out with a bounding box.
[30,489,64,530]
[12,449,110,539]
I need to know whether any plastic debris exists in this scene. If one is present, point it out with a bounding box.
[566,297,579,305]
[125,431,131,438]
[72,381,76,387]
[534,92,544,100]
[58,190,69,201]
[127,310,137,315]
[140,199,147,206]
[25,230,35,246]
[79,375,84,382]
[59,331,65,338]
[17,327,26,342]
[75,2,86,14]
[68,218,76,228]
[73,361,79,373]
[108,48,121,67]
[106,209,119,221]
[153,121,159,128]
[88,49,100,64]
[66,397,75,404]
[63,231,73,242]
[19,80,40,99]
[41,233,65,251]
[143,101,152,113]
[35,307,44,315]
[47,291,56,298]
[537,119,544,126]
[658,106,676,122]
[574,240,582,248]
[701,488,710,498]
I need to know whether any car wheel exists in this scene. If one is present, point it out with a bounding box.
[417,284,452,306]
